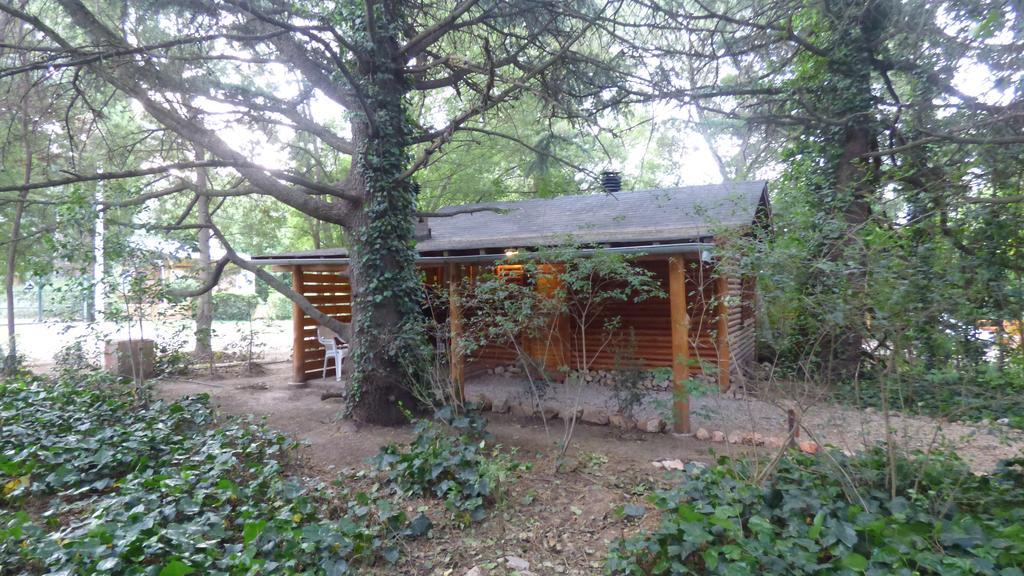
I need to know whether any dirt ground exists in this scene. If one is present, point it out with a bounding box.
[156,363,1024,576]
[157,364,749,575]
[157,363,742,473]
[468,373,1024,471]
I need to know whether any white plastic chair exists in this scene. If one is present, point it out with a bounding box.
[316,325,349,381]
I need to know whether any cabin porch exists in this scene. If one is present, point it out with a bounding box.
[277,251,755,434]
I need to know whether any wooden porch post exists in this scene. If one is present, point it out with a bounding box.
[448,263,465,403]
[669,256,691,434]
[291,266,307,383]
[717,274,731,392]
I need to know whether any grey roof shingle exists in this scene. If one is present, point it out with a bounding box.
[256,180,768,260]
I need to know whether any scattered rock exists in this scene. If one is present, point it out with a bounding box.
[643,417,666,433]
[503,556,531,572]
[727,431,743,445]
[465,566,488,576]
[996,417,1010,426]
[609,413,637,430]
[494,365,505,375]
[510,402,535,419]
[540,404,560,420]
[652,459,686,471]
[469,393,492,410]
[559,406,583,421]
[764,436,784,449]
[799,441,819,455]
[581,407,610,425]
[711,430,727,443]
[491,396,510,413]
[695,427,711,441]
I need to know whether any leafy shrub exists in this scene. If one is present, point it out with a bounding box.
[834,367,1024,429]
[211,292,259,321]
[266,291,294,320]
[52,341,97,376]
[152,342,194,377]
[373,407,523,524]
[606,448,1024,575]
[0,373,412,574]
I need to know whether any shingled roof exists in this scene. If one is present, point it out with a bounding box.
[255,180,769,261]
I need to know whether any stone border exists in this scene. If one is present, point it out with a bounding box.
[468,389,820,453]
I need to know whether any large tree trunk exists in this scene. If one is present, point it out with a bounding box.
[345,21,428,425]
[826,122,874,375]
[194,150,213,359]
[4,109,31,374]
[817,0,885,379]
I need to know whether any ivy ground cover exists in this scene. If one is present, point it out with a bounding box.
[0,373,408,575]
[607,449,1024,575]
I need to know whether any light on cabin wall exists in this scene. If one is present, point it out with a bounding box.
[504,248,519,258]
[700,249,714,263]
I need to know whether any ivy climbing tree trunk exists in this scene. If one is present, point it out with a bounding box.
[813,0,885,378]
[4,0,622,424]
[344,10,427,425]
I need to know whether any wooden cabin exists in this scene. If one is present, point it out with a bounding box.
[253,180,771,433]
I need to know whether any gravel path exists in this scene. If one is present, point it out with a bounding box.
[466,374,1024,472]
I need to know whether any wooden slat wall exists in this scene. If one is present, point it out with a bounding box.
[287,259,753,385]
[725,275,757,381]
[462,264,520,373]
[565,259,724,372]
[295,268,352,380]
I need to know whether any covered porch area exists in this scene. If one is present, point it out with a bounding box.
[261,246,754,434]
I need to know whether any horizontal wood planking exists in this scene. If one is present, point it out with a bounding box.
[291,266,352,380]
[725,274,757,378]
[467,258,732,374]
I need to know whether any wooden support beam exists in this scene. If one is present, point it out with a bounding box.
[717,273,731,392]
[291,266,307,383]
[448,263,465,403]
[669,256,690,433]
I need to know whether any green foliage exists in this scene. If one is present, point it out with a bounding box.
[460,244,664,373]
[610,328,648,421]
[266,291,294,321]
[834,367,1024,430]
[0,372,413,574]
[52,340,98,377]
[211,292,259,321]
[606,448,1024,575]
[153,339,194,377]
[373,407,523,525]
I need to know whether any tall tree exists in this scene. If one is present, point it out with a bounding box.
[628,0,1024,378]
[0,0,637,423]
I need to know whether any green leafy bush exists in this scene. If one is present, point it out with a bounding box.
[373,407,523,524]
[834,366,1024,430]
[211,292,259,321]
[606,448,1024,575]
[0,373,411,574]
[266,291,294,321]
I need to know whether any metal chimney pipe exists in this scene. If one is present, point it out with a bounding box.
[600,170,622,193]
